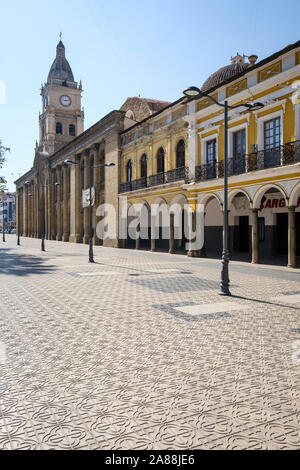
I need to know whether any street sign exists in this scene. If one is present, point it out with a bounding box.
[82,187,95,208]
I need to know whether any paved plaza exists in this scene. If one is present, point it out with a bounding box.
[0,235,300,450]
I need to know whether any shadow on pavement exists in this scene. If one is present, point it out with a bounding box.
[0,248,56,276]
[232,294,300,310]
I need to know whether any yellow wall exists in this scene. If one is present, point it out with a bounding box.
[121,130,188,183]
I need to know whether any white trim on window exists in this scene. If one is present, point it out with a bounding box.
[256,110,283,150]
[200,133,219,164]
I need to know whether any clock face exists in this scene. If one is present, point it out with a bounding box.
[60,95,71,107]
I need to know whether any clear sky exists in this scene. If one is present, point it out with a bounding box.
[0,0,300,191]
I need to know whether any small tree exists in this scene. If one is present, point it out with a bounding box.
[0,176,7,193]
[0,139,10,193]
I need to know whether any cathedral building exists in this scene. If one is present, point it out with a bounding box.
[15,39,300,266]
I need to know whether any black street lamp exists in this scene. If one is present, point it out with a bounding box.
[183,86,264,296]
[64,159,115,263]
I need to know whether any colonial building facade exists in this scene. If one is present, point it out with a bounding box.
[16,39,300,266]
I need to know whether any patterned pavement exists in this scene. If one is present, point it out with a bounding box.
[0,235,299,450]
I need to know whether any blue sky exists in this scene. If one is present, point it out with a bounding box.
[1,0,300,191]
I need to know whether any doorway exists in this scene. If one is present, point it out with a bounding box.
[239,216,249,252]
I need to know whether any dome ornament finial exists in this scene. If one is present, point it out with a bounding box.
[230,52,246,65]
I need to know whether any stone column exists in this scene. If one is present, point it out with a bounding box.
[169,212,175,254]
[37,180,41,238]
[26,184,30,236]
[44,179,48,239]
[251,208,259,264]
[151,214,156,252]
[93,144,101,245]
[62,165,69,241]
[32,183,36,237]
[47,179,51,239]
[34,183,38,237]
[83,149,90,245]
[56,166,62,241]
[27,183,32,236]
[23,184,28,236]
[288,206,296,268]
[48,172,53,240]
[77,155,84,243]
[50,170,56,240]
[187,210,200,257]
[30,182,34,237]
[69,154,83,243]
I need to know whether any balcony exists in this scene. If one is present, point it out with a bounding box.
[119,167,188,193]
[195,162,217,181]
[132,177,147,190]
[148,172,165,187]
[195,141,300,182]
[120,182,132,193]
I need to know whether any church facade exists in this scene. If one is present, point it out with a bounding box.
[15,39,300,266]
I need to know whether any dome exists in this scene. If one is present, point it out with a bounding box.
[47,41,75,83]
[201,53,254,93]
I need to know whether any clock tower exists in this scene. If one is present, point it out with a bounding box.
[39,40,84,155]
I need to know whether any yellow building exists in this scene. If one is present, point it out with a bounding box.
[16,39,300,267]
[119,41,300,267]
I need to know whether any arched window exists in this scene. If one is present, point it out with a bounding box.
[176,140,185,168]
[125,110,135,121]
[69,124,76,136]
[157,147,165,174]
[56,122,63,135]
[127,160,132,182]
[140,154,147,178]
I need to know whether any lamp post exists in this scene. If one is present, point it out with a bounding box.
[64,158,115,263]
[25,180,59,252]
[183,86,264,296]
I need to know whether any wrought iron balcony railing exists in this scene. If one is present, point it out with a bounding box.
[120,181,132,193]
[132,177,147,191]
[148,172,165,187]
[166,166,188,182]
[195,140,300,182]
[119,167,188,193]
[195,161,217,181]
